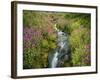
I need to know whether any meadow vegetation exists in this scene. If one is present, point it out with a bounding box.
[23,10,91,69]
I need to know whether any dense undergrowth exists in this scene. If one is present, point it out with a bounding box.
[23,11,91,69]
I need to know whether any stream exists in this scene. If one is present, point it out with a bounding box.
[48,25,70,68]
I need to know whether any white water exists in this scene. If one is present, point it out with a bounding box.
[51,25,68,68]
[51,51,59,68]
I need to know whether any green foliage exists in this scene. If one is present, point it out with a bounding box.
[23,10,91,69]
[41,39,49,48]
[69,19,90,66]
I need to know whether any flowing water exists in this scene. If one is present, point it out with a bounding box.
[50,25,69,68]
[51,51,59,68]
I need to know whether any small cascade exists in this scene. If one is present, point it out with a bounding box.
[51,51,59,68]
[48,24,69,68]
